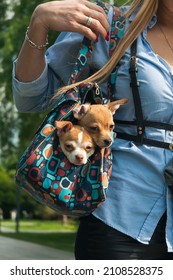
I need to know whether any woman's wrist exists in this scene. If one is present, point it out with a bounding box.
[25,26,49,50]
[16,21,48,81]
[26,6,50,50]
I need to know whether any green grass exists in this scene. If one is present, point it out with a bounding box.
[0,232,76,252]
[1,219,78,231]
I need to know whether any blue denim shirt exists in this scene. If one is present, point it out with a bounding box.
[12,6,173,251]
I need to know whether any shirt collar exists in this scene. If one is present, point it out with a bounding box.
[128,8,157,29]
[128,8,157,40]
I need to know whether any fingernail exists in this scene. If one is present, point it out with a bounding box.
[105,31,109,41]
[95,35,99,43]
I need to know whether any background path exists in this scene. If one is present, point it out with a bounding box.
[0,235,74,260]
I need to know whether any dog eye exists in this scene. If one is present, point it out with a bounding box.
[90,126,99,132]
[85,146,93,151]
[110,125,115,131]
[65,144,73,151]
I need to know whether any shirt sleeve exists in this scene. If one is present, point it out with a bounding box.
[12,8,112,113]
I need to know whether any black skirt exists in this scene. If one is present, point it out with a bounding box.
[75,213,173,260]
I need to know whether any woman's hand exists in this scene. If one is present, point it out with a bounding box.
[15,0,109,83]
[30,0,110,42]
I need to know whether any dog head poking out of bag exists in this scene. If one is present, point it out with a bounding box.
[73,99,128,149]
[54,121,95,166]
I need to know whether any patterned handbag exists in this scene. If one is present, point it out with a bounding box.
[15,1,125,217]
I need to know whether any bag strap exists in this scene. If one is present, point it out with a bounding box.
[68,1,125,86]
[115,40,173,150]
[129,40,144,143]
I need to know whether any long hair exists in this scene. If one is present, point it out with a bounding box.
[56,0,158,95]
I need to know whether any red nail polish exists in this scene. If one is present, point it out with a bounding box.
[105,31,109,41]
[95,35,99,43]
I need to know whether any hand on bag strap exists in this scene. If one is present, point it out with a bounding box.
[68,1,125,85]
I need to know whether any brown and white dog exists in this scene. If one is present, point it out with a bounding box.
[55,121,95,166]
[73,99,127,148]
[55,99,127,165]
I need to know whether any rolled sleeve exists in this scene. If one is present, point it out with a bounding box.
[12,61,51,112]
[12,60,48,97]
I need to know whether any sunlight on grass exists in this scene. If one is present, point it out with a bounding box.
[1,219,78,231]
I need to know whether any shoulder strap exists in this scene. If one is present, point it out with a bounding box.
[115,39,173,150]
[129,40,144,143]
[68,1,125,85]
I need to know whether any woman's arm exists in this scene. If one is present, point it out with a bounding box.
[15,0,109,82]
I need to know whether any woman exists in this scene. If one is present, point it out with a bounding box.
[12,0,173,259]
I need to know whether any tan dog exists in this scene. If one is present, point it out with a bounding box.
[55,121,95,165]
[73,99,127,148]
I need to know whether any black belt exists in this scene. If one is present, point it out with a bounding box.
[115,131,173,150]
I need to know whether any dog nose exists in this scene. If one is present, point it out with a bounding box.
[75,154,84,161]
[104,139,112,146]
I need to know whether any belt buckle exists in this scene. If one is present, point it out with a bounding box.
[169,142,173,150]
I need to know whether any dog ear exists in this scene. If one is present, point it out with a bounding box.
[73,104,91,120]
[54,121,73,136]
[108,99,128,115]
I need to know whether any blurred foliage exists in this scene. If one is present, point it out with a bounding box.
[0,0,128,218]
[0,167,16,218]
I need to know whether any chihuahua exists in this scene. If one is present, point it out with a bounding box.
[55,121,95,166]
[55,99,127,165]
[73,99,127,148]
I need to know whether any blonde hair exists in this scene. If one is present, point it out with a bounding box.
[56,0,158,95]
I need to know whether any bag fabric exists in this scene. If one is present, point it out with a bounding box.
[15,1,125,217]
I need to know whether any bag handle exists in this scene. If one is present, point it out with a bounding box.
[68,1,125,86]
